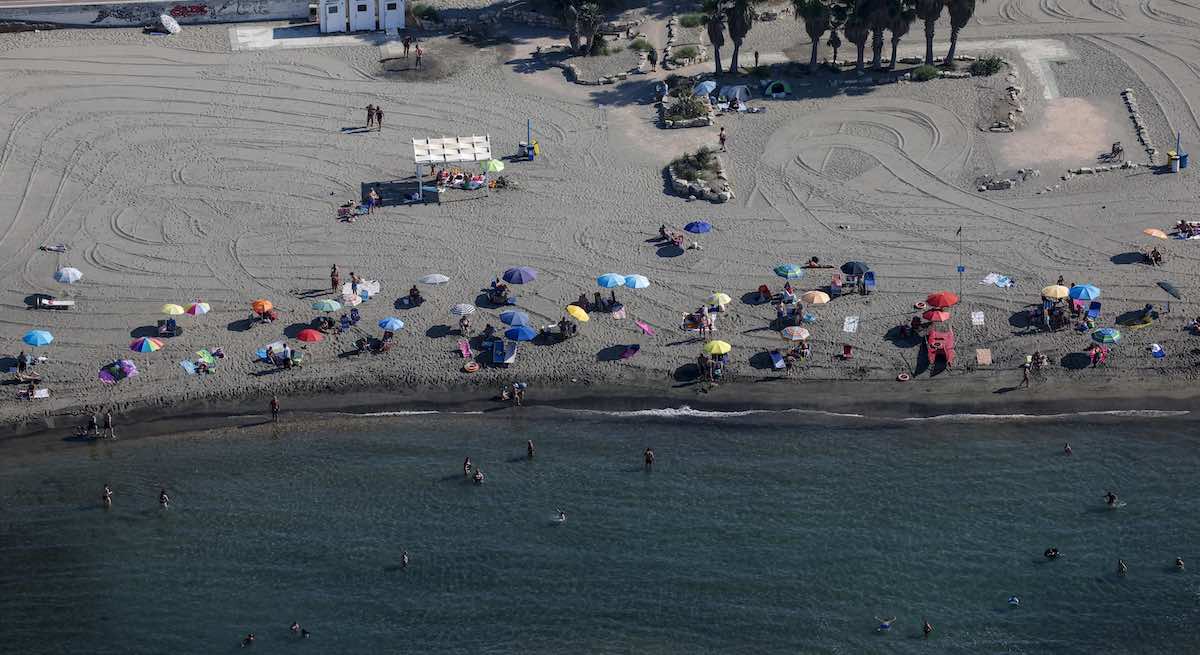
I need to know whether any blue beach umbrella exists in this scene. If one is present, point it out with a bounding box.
[22,329,53,346]
[378,317,405,331]
[692,80,717,97]
[500,310,530,326]
[502,267,538,284]
[597,273,625,289]
[625,274,650,289]
[1068,284,1101,301]
[773,264,805,280]
[684,221,711,234]
[505,325,537,341]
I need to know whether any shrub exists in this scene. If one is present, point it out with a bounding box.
[629,37,653,52]
[411,3,440,22]
[969,56,1005,77]
[670,146,720,181]
[664,95,710,122]
[912,64,939,82]
[672,45,699,64]
[679,13,704,28]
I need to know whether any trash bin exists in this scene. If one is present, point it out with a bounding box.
[1168,150,1181,173]
[1181,152,1190,169]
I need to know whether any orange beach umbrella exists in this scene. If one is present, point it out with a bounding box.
[251,299,273,314]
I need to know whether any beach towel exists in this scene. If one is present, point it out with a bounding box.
[32,388,49,399]
[179,361,196,375]
[842,316,859,333]
[196,350,216,366]
[612,305,626,320]
[971,311,985,327]
[975,348,992,366]
[635,320,655,336]
[980,273,1014,288]
[458,339,473,359]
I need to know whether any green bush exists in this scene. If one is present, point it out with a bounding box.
[969,56,1005,77]
[679,13,705,28]
[672,45,699,64]
[912,64,939,82]
[411,3,440,22]
[664,95,710,122]
[670,147,720,181]
[629,37,653,52]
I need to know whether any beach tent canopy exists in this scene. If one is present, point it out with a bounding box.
[412,135,492,164]
[718,85,750,103]
[692,80,717,97]
[762,79,792,96]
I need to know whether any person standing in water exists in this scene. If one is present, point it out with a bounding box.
[643,447,655,471]
[1176,557,1185,571]
[557,508,566,522]
[463,457,472,477]
[922,618,933,639]
[1104,490,1118,507]
[1118,559,1128,576]
[401,550,410,570]
[270,396,279,422]
[473,468,484,485]
[527,440,535,460]
[104,411,115,439]
[159,488,170,509]
[240,633,255,647]
[102,484,113,508]
[1063,442,1072,456]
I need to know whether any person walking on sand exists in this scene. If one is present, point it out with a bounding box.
[1020,362,1031,388]
[270,395,279,422]
[87,414,99,437]
[718,127,727,152]
[647,47,658,71]
[365,103,375,129]
[375,107,384,131]
[367,187,381,214]
[104,411,115,439]
[331,265,341,294]
[415,44,423,69]
[402,34,412,58]
[754,50,760,68]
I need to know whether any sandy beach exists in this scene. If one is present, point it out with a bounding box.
[3,3,1200,432]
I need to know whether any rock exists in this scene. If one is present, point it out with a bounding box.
[978,185,987,192]
[717,191,731,202]
[1079,167,1094,174]
[986,179,1014,190]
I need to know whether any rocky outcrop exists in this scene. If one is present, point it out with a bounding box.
[1122,89,1157,163]
[667,155,733,203]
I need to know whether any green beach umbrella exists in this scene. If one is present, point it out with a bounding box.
[482,159,505,173]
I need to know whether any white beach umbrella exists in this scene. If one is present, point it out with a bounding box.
[54,267,82,284]
[420,274,450,285]
[450,303,476,316]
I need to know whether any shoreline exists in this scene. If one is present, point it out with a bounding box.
[4,372,1195,456]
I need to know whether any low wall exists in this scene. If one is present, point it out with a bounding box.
[0,0,309,27]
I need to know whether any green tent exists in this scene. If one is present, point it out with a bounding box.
[763,79,792,97]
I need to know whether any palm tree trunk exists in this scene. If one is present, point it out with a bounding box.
[870,28,884,70]
[712,46,723,74]
[945,26,960,64]
[890,37,900,70]
[923,18,935,66]
[730,42,741,73]
[809,39,820,72]
[832,45,839,64]
[855,42,866,74]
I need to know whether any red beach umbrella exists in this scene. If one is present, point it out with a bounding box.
[296,329,324,343]
[926,291,959,308]
[922,309,951,322]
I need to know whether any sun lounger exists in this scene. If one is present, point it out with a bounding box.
[490,339,505,365]
[36,297,75,310]
[18,388,49,399]
[840,344,853,360]
[502,341,517,365]
[769,350,785,369]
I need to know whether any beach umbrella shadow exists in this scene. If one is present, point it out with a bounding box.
[227,318,255,332]
[741,291,768,306]
[426,325,452,339]
[656,244,684,258]
[597,345,626,362]
[282,323,311,339]
[673,363,701,382]
[129,325,158,338]
[748,351,776,370]
[1008,307,1035,330]
[1111,252,1147,265]
[1061,352,1092,370]
[882,326,920,349]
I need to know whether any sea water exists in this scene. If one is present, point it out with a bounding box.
[2,409,1199,653]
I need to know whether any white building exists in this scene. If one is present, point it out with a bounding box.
[318,0,347,33]
[318,0,404,33]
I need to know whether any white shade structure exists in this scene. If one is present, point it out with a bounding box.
[413,135,492,200]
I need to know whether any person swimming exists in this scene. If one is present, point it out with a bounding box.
[401,550,410,569]
[557,508,567,522]
[473,469,484,485]
[1176,557,1185,571]
[1008,596,1020,606]
[1104,491,1118,507]
[102,484,113,508]
[240,633,255,647]
[290,622,301,634]
[875,616,896,632]
[1063,442,1072,456]
[463,457,472,477]
[1044,547,1060,560]
[158,488,170,508]
[1118,559,1128,576]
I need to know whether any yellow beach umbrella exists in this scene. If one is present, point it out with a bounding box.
[707,292,732,306]
[703,340,732,355]
[1041,285,1070,300]
[801,290,830,305]
[566,305,590,322]
[1144,228,1169,240]
[161,303,185,315]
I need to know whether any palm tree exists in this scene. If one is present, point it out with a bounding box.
[726,0,756,73]
[914,0,942,66]
[793,0,832,72]
[827,1,849,66]
[827,31,842,66]
[843,10,870,74]
[888,0,916,69]
[867,0,891,71]
[944,0,977,64]
[704,0,726,74]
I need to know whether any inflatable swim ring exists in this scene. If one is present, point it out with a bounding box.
[464,361,480,373]
[897,373,911,382]
[914,301,928,310]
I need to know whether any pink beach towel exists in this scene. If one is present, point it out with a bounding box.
[458,339,473,359]
[635,320,655,336]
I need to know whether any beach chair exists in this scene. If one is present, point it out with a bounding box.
[35,296,74,310]
[840,344,853,360]
[291,350,305,367]
[769,350,785,370]
[502,341,517,365]
[830,274,843,298]
[863,272,876,294]
[490,339,505,365]
[1086,301,1101,319]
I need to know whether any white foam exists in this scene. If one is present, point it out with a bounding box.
[566,406,866,420]
[903,410,1189,422]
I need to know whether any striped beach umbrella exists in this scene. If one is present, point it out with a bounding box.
[500,310,530,326]
[774,264,805,280]
[130,337,163,353]
[781,326,810,341]
[450,303,476,317]
[186,302,210,316]
[1093,327,1121,344]
[54,267,82,284]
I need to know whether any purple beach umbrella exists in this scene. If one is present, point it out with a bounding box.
[502,267,538,284]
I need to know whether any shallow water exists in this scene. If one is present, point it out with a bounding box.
[2,410,1199,653]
